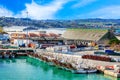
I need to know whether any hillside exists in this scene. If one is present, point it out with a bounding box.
[0,17,120,28]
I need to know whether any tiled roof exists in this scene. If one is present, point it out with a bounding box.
[29,33,39,37]
[39,33,49,37]
[49,33,60,37]
[62,29,109,41]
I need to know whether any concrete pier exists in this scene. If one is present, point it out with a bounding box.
[34,49,120,78]
[104,70,120,78]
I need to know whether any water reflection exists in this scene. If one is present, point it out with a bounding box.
[0,58,16,63]
[104,75,120,80]
[26,57,52,72]
[0,57,118,80]
[26,57,111,80]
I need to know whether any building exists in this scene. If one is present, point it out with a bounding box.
[10,33,34,47]
[30,33,63,45]
[10,33,27,39]
[3,26,26,32]
[62,29,116,46]
[116,36,120,40]
[0,33,10,44]
[9,32,64,48]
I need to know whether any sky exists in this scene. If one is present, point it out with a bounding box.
[0,0,120,20]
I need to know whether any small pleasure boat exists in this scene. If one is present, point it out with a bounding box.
[10,54,15,58]
[4,54,10,58]
[0,55,2,58]
[72,68,97,74]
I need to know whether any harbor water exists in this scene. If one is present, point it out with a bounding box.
[0,57,119,80]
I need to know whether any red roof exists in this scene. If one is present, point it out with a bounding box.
[49,33,60,37]
[28,33,60,38]
[29,33,39,37]
[39,33,49,37]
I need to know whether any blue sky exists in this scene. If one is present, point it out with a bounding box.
[0,0,120,20]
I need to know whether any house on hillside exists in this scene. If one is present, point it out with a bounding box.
[62,29,116,47]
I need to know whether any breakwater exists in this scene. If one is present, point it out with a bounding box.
[28,50,97,73]
[28,49,120,78]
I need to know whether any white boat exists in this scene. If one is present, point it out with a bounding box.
[10,54,15,58]
[87,69,97,73]
[4,54,10,58]
[72,69,97,74]
[0,55,2,58]
[72,69,87,74]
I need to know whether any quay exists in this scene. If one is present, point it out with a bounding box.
[0,48,34,58]
[28,49,120,78]
[0,48,120,78]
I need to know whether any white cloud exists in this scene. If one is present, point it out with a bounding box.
[86,6,120,18]
[16,0,69,19]
[0,6,13,17]
[72,0,96,8]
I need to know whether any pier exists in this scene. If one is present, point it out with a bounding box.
[28,49,120,78]
[0,48,34,58]
[0,48,120,78]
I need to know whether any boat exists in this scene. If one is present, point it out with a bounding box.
[72,68,97,74]
[0,52,4,58]
[87,69,97,73]
[0,55,2,58]
[72,69,87,74]
[72,64,97,74]
[10,54,15,58]
[4,54,10,58]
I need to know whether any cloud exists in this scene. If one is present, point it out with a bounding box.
[72,0,96,8]
[16,0,70,19]
[85,6,120,18]
[0,6,13,17]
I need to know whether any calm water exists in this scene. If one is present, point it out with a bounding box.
[0,57,119,80]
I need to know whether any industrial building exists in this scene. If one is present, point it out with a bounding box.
[62,29,116,47]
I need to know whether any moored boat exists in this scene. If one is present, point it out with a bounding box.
[0,55,2,58]
[4,54,10,58]
[72,68,97,74]
[87,69,97,73]
[10,54,15,58]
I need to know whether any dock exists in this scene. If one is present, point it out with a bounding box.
[0,48,120,78]
[33,49,120,78]
[0,48,34,58]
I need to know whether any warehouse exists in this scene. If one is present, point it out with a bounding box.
[62,29,116,47]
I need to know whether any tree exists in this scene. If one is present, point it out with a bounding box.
[0,26,3,33]
[109,38,120,45]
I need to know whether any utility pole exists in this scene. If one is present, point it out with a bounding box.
[26,11,29,47]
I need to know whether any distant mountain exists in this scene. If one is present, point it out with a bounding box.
[0,17,120,28]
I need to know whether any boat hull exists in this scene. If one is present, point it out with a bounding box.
[10,54,15,58]
[0,55,2,58]
[72,69,97,74]
[4,54,10,58]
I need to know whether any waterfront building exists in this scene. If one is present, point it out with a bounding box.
[30,33,64,46]
[116,35,120,40]
[9,32,63,48]
[0,32,10,44]
[62,29,116,47]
